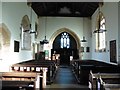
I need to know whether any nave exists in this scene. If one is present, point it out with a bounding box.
[1,59,120,90]
[46,65,89,90]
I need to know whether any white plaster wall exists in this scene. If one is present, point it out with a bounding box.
[38,17,83,42]
[81,18,92,59]
[118,2,120,65]
[0,1,2,23]
[91,2,118,64]
[0,2,37,71]
[37,17,91,59]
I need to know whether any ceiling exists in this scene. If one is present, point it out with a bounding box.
[31,2,99,17]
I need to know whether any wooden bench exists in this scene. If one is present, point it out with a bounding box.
[97,75,120,90]
[89,71,120,90]
[71,59,120,85]
[89,70,98,90]
[11,60,57,85]
[102,84,120,90]
[1,72,43,90]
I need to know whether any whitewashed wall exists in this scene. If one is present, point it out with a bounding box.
[37,17,92,59]
[91,2,119,64]
[0,1,2,23]
[81,18,92,59]
[0,2,37,71]
[1,2,119,72]
[118,2,120,65]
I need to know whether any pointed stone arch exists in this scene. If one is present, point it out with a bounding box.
[21,15,31,31]
[49,28,81,49]
[0,23,11,59]
[0,23,11,48]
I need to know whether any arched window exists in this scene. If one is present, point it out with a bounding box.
[60,32,70,48]
[95,11,106,52]
[21,15,31,50]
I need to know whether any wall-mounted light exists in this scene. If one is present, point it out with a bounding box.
[81,36,87,42]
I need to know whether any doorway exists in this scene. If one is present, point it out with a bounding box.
[60,48,70,65]
[51,49,70,65]
[51,48,79,65]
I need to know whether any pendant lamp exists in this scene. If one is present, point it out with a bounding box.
[81,18,87,42]
[40,17,49,44]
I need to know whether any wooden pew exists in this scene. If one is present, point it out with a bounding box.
[89,70,98,90]
[71,60,80,83]
[1,72,43,90]
[71,60,96,84]
[97,75,120,90]
[71,59,120,85]
[89,71,120,90]
[11,60,57,85]
[102,84,120,90]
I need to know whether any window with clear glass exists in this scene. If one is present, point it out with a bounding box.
[21,26,31,50]
[95,12,106,52]
[60,32,70,48]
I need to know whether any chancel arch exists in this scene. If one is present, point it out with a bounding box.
[49,28,81,65]
[49,28,81,49]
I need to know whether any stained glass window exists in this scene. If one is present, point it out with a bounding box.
[60,32,70,48]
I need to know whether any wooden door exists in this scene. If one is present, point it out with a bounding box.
[110,40,117,63]
[60,49,70,65]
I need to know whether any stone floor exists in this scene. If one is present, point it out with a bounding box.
[45,65,89,90]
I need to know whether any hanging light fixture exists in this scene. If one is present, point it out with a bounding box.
[81,18,87,42]
[93,2,107,33]
[40,17,49,44]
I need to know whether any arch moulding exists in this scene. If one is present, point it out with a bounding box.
[49,28,81,49]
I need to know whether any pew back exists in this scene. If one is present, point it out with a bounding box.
[2,72,37,81]
[11,60,57,84]
[89,71,120,90]
[71,59,120,85]
[2,72,38,90]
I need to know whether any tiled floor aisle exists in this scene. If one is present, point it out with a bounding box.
[46,65,89,90]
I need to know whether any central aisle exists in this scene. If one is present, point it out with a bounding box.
[46,65,89,90]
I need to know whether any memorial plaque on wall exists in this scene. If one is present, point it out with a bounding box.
[81,46,84,52]
[14,40,19,52]
[110,40,117,63]
[86,47,90,52]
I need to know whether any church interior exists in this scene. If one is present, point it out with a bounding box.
[0,1,120,90]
